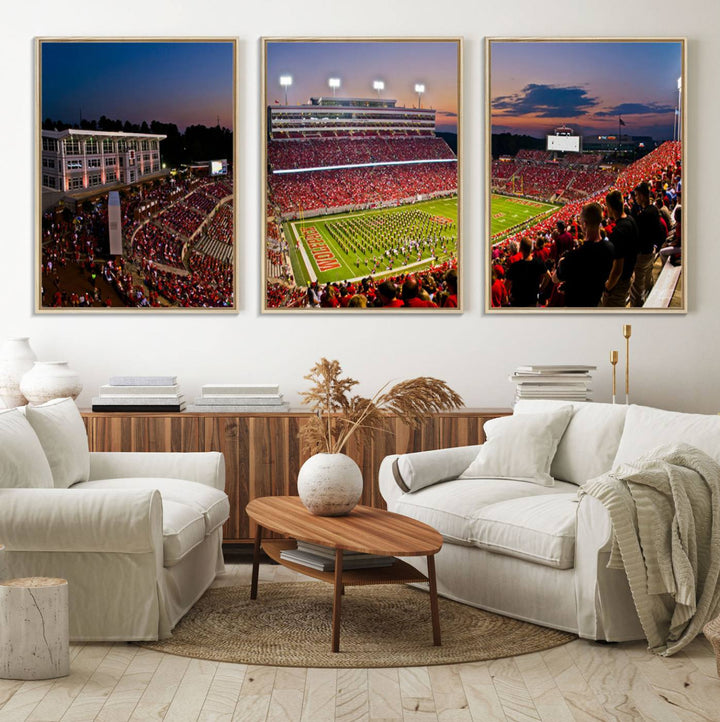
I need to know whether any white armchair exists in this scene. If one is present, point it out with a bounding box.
[0,400,229,641]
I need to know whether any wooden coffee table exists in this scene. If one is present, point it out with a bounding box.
[246,496,443,653]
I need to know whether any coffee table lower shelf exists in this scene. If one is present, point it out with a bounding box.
[263,539,430,586]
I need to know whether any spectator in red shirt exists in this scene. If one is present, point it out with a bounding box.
[442,269,458,308]
[376,280,404,308]
[491,265,509,307]
[402,276,437,308]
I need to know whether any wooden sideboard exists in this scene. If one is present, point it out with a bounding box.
[81,408,510,544]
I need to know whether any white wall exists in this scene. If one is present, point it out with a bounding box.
[3,0,719,413]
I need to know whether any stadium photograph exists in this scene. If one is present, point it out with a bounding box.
[262,38,461,311]
[487,39,685,312]
[37,39,236,311]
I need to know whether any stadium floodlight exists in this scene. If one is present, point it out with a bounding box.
[373,80,385,98]
[414,83,425,108]
[279,75,292,106]
[328,77,341,97]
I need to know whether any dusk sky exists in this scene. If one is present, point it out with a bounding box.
[266,41,460,133]
[42,41,234,132]
[491,41,682,140]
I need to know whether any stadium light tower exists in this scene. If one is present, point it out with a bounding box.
[414,83,425,109]
[279,75,292,106]
[328,77,341,97]
[373,80,385,98]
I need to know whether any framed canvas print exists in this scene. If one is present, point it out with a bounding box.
[37,38,237,311]
[262,37,462,312]
[486,38,686,313]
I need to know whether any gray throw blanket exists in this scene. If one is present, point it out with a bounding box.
[579,443,720,656]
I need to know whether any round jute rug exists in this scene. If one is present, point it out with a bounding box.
[139,583,576,668]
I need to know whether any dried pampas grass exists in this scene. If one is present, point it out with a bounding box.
[299,358,463,454]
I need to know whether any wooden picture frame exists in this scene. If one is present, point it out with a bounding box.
[486,38,686,313]
[36,37,238,312]
[262,37,462,312]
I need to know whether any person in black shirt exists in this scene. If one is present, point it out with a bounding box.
[506,237,549,307]
[553,202,613,307]
[601,190,639,307]
[629,182,665,306]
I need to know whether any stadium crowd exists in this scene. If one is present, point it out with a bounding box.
[490,141,682,309]
[41,173,235,308]
[491,160,616,202]
[268,136,455,171]
[269,163,457,216]
[265,260,458,310]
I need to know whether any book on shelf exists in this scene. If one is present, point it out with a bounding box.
[194,394,285,406]
[515,385,592,393]
[92,395,185,406]
[92,403,186,412]
[514,365,596,374]
[295,540,391,562]
[279,547,395,572]
[108,376,178,386]
[99,384,181,396]
[188,403,290,413]
[201,384,279,396]
[510,374,591,384]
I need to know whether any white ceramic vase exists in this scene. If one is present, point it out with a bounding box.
[297,453,363,516]
[0,337,37,407]
[20,362,83,406]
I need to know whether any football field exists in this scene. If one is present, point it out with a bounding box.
[284,197,458,286]
[491,194,559,240]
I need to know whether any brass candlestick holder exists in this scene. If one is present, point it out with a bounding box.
[610,350,619,404]
[623,324,632,404]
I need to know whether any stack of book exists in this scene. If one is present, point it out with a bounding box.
[510,365,596,403]
[280,540,395,572]
[92,376,184,412]
[190,384,289,413]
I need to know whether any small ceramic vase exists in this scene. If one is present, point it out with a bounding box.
[0,337,37,407]
[20,362,83,406]
[297,453,363,516]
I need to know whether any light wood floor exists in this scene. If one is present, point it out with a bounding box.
[1,562,718,721]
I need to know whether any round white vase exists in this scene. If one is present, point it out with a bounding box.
[0,337,37,407]
[297,453,363,516]
[20,362,83,406]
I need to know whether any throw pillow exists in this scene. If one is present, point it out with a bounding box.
[0,408,54,488]
[513,400,628,485]
[24,398,90,489]
[459,406,573,486]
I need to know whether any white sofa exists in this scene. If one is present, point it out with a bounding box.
[0,399,229,642]
[379,400,720,641]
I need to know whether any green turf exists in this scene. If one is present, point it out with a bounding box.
[490,194,559,239]
[284,197,458,286]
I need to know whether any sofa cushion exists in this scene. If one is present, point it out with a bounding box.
[0,408,54,489]
[613,404,720,469]
[392,477,578,551]
[162,500,207,567]
[471,494,578,569]
[73,477,229,535]
[24,398,90,489]
[460,407,573,486]
[393,445,483,493]
[514,400,628,485]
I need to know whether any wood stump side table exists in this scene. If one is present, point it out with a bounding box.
[0,577,70,680]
